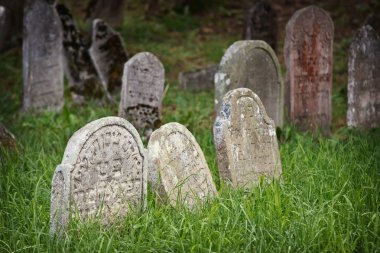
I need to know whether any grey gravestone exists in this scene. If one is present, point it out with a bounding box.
[347,25,380,129]
[89,19,128,93]
[22,0,64,112]
[179,65,218,91]
[118,52,164,138]
[148,122,217,207]
[284,5,334,133]
[215,40,283,127]
[50,117,147,236]
[0,6,11,52]
[214,88,282,189]
[243,1,277,52]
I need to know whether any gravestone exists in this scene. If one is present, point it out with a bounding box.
[215,40,283,127]
[179,65,218,91]
[50,117,147,236]
[89,19,128,93]
[214,88,282,189]
[242,1,277,52]
[347,25,380,129]
[22,0,64,112]
[284,5,334,133]
[148,122,217,207]
[118,52,164,138]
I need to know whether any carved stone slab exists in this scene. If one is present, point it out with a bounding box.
[347,25,380,129]
[284,5,334,133]
[89,19,128,93]
[22,0,64,112]
[148,122,217,207]
[214,88,282,189]
[215,40,283,127]
[179,65,218,91]
[118,52,164,138]
[50,117,147,236]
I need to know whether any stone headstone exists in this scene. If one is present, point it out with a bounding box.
[22,0,64,112]
[0,6,11,52]
[50,117,147,236]
[214,88,282,189]
[148,122,217,207]
[118,52,165,138]
[89,19,128,93]
[284,5,334,133]
[242,1,277,52]
[347,25,380,129]
[215,40,283,127]
[179,65,218,91]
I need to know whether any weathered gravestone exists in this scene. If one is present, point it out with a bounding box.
[22,0,64,112]
[179,65,218,91]
[50,117,147,236]
[347,25,380,129]
[89,19,128,93]
[118,52,164,138]
[284,5,334,133]
[242,0,278,52]
[215,40,283,127]
[214,88,282,189]
[148,122,217,207]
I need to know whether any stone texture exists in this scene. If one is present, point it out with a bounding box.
[214,88,282,189]
[347,25,380,129]
[179,65,218,91]
[89,19,128,93]
[284,5,334,133]
[22,0,64,112]
[242,1,277,52]
[148,122,217,207]
[50,116,147,236]
[215,40,283,127]
[118,52,164,138]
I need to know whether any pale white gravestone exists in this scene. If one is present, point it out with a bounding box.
[119,52,164,138]
[89,19,128,93]
[347,25,380,129]
[214,88,282,189]
[215,40,283,127]
[22,0,64,112]
[148,122,217,207]
[50,117,147,236]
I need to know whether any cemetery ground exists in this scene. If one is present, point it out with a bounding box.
[1,1,379,252]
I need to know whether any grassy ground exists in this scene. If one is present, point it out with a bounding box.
[1,1,380,252]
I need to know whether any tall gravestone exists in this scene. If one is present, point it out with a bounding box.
[148,122,217,207]
[22,0,64,112]
[214,88,282,189]
[50,117,147,236]
[284,5,334,133]
[347,25,380,129]
[118,52,164,138]
[215,40,283,127]
[242,1,277,52]
[89,19,128,93]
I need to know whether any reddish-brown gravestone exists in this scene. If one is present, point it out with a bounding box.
[284,6,334,133]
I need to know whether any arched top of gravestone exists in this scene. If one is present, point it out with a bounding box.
[350,25,379,51]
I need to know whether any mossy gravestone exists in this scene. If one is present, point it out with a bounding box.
[284,5,334,133]
[215,40,283,127]
[214,88,282,189]
[148,123,217,207]
[50,117,147,236]
[347,25,380,129]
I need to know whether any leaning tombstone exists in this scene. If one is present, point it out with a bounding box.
[215,40,283,127]
[242,0,278,52]
[50,116,147,236]
[118,52,164,138]
[89,19,129,94]
[214,88,282,189]
[148,122,217,207]
[347,25,380,129]
[22,0,64,112]
[179,65,218,91]
[284,5,334,133]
